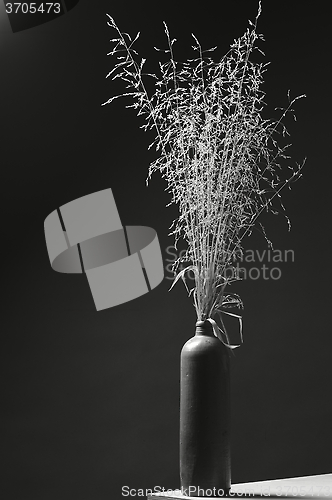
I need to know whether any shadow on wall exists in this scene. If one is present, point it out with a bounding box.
[4,0,81,33]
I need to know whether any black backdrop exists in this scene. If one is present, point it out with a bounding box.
[1,1,331,499]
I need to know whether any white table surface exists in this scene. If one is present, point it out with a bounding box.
[147,473,332,499]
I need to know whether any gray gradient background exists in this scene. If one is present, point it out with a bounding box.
[0,1,331,499]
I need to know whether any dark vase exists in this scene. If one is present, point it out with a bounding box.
[179,320,231,497]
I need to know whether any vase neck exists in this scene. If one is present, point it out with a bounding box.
[195,320,214,336]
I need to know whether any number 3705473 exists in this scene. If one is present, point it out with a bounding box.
[5,3,61,14]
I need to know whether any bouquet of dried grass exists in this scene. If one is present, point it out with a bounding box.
[102,1,305,346]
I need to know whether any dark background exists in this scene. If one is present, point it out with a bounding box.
[1,1,331,499]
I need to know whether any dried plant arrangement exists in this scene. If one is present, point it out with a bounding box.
[102,1,306,347]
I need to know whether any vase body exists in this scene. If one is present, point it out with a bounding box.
[180,320,231,497]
